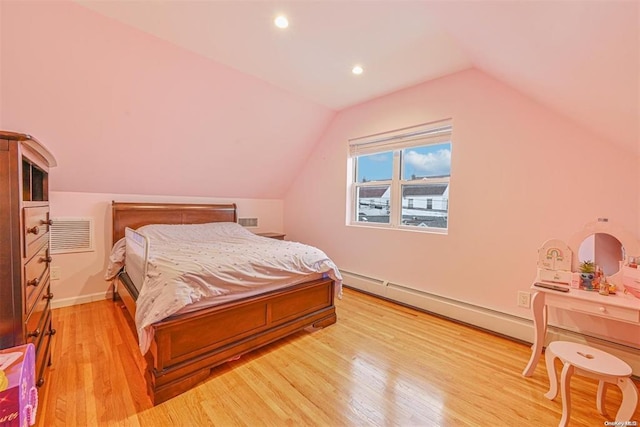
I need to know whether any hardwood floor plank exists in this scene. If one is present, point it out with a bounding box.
[38,288,639,426]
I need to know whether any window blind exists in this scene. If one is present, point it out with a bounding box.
[349,119,452,157]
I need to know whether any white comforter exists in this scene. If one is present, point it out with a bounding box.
[106,222,342,354]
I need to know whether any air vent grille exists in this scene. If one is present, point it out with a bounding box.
[238,217,258,227]
[50,217,94,254]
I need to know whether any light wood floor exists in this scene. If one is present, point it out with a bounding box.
[38,288,639,426]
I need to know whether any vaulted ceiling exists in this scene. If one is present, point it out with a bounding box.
[76,0,639,154]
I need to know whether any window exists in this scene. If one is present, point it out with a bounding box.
[349,120,452,231]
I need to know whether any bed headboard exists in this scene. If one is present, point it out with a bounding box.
[111,202,238,243]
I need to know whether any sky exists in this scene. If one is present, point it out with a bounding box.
[356,142,451,182]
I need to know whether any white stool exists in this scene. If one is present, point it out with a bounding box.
[544,341,638,427]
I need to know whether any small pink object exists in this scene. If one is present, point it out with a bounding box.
[0,344,38,426]
[624,283,640,299]
[622,265,640,298]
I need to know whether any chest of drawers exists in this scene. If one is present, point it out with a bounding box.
[0,131,57,390]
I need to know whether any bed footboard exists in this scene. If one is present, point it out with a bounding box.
[116,275,336,405]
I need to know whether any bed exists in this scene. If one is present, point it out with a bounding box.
[107,202,341,405]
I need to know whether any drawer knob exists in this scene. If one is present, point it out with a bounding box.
[36,378,44,387]
[27,328,41,338]
[44,292,54,300]
[599,306,607,313]
[26,225,40,235]
[40,219,53,226]
[40,256,53,263]
[47,328,57,336]
[27,278,40,287]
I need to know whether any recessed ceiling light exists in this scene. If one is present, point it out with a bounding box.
[274,15,289,29]
[352,65,364,75]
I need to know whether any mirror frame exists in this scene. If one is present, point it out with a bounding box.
[568,220,640,284]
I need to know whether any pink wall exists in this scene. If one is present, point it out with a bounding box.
[1,0,334,199]
[283,68,640,345]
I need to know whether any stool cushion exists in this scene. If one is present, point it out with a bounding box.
[548,341,632,377]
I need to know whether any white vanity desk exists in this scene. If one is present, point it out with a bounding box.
[522,219,640,377]
[521,285,640,377]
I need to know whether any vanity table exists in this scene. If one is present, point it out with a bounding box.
[522,219,640,377]
[521,285,640,377]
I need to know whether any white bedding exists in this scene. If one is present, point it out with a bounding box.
[106,222,342,354]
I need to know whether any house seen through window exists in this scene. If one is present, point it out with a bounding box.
[349,120,452,231]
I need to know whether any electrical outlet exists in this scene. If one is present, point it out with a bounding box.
[51,267,61,281]
[517,291,531,308]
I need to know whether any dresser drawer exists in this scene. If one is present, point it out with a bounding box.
[23,206,50,259]
[24,243,50,314]
[25,284,51,345]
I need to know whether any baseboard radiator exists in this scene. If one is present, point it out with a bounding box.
[340,270,640,376]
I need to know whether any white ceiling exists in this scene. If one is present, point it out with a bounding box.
[76,0,639,154]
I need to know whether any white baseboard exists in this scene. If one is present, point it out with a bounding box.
[341,270,640,376]
[51,291,113,309]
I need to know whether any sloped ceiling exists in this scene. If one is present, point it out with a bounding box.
[76,0,639,154]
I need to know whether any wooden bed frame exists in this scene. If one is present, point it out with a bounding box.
[111,202,337,405]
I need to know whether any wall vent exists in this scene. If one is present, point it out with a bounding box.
[50,217,94,254]
[238,218,258,227]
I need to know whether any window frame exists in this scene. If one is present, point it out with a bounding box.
[348,120,452,233]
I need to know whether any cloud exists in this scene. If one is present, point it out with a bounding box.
[404,148,451,176]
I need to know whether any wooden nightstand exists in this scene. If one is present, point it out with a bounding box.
[256,232,286,240]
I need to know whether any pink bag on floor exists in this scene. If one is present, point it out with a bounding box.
[0,344,37,427]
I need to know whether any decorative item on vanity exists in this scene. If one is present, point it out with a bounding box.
[579,260,596,291]
[535,239,572,289]
[598,275,610,295]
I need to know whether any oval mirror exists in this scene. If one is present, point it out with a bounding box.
[578,233,625,276]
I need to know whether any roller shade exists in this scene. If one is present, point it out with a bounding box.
[349,120,452,157]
